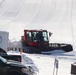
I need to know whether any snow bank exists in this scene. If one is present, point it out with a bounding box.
[42,50,65,55]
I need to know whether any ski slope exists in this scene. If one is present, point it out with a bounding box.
[0,0,76,49]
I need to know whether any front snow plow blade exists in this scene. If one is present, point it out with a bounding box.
[39,43,73,52]
[61,44,73,52]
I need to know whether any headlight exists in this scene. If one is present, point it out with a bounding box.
[22,66,34,74]
[22,67,29,73]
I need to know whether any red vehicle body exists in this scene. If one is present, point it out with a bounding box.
[24,30,50,46]
[21,29,73,53]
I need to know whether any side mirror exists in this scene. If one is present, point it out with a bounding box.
[49,32,53,37]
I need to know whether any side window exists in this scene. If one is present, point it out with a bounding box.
[26,31,32,41]
[42,32,48,42]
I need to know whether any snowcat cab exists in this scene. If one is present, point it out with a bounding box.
[21,29,52,53]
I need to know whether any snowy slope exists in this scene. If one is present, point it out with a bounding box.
[0,0,76,47]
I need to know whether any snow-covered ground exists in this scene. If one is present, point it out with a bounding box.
[8,50,76,75]
[22,50,76,75]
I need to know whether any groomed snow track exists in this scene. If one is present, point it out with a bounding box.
[0,0,76,50]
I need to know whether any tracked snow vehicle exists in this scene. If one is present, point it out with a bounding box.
[21,29,73,53]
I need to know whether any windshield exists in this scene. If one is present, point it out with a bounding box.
[32,31,48,42]
[26,31,48,42]
[0,56,7,63]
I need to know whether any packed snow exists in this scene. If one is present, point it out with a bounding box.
[24,51,73,75]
